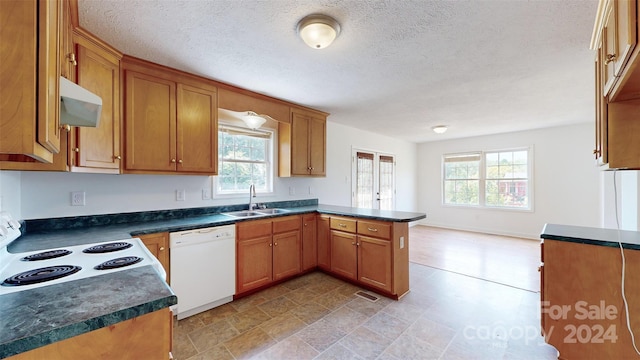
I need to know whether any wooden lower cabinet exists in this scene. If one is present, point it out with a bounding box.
[301,214,317,271]
[273,230,301,280]
[317,215,331,271]
[541,239,640,359]
[330,231,358,280]
[7,308,172,360]
[236,216,301,295]
[237,234,273,292]
[138,232,170,283]
[327,216,408,298]
[358,235,392,293]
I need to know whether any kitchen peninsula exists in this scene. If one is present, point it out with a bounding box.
[0,200,425,359]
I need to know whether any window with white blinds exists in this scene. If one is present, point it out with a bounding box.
[216,124,273,195]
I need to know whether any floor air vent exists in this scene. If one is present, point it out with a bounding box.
[355,291,379,302]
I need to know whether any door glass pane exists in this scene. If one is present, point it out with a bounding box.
[356,152,374,208]
[379,155,394,210]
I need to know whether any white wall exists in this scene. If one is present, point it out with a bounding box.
[416,123,601,239]
[602,170,640,231]
[0,170,21,216]
[1,121,419,220]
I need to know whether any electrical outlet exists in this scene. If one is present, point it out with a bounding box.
[309,186,314,195]
[71,191,85,206]
[176,189,186,201]
[202,188,211,200]
[289,187,295,195]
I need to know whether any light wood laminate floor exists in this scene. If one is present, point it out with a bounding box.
[172,227,555,359]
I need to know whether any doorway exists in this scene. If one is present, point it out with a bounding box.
[351,149,396,210]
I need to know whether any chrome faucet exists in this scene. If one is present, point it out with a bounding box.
[248,184,257,210]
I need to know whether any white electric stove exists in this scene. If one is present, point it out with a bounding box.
[0,212,166,296]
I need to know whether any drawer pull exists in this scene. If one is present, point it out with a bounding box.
[367,227,378,232]
[159,247,165,251]
[339,224,347,228]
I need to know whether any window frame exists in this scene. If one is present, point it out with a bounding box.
[441,147,534,211]
[214,123,275,197]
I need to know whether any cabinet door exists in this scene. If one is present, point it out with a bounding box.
[603,2,617,95]
[273,231,301,281]
[73,33,121,172]
[357,235,392,292]
[291,112,311,175]
[59,0,74,81]
[176,83,217,174]
[330,231,358,281]
[124,70,176,172]
[317,215,331,271]
[37,0,62,154]
[138,232,170,284]
[308,115,326,176]
[301,214,317,271]
[236,235,273,293]
[612,0,637,77]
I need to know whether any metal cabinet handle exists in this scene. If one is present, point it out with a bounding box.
[178,159,183,164]
[73,148,79,153]
[274,242,278,246]
[159,247,165,251]
[605,53,616,65]
[114,155,122,160]
[351,242,356,245]
[171,159,176,163]
[68,53,77,66]
[269,243,273,247]
[339,224,347,228]
[367,227,378,232]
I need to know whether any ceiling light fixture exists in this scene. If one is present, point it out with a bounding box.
[432,125,448,134]
[242,112,268,129]
[297,14,341,49]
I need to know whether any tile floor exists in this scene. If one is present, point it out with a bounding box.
[172,263,559,359]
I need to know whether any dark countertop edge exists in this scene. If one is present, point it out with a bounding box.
[541,223,640,251]
[0,294,177,359]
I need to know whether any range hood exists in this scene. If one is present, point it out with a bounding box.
[59,76,102,128]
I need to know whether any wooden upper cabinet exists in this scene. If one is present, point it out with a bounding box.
[0,0,64,163]
[59,0,74,82]
[176,83,217,173]
[122,56,217,175]
[595,0,638,99]
[592,0,640,169]
[279,107,327,177]
[124,70,177,172]
[71,28,122,173]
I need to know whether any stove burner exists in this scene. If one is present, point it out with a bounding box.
[21,249,72,261]
[82,242,132,254]
[1,265,82,287]
[94,256,143,270]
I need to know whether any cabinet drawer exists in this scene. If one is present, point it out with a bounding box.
[357,220,391,239]
[237,219,272,239]
[273,215,300,234]
[330,217,357,233]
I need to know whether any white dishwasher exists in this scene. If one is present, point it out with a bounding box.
[170,225,235,320]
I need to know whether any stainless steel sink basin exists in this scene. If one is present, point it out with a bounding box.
[222,208,290,218]
[255,208,290,215]
[222,210,267,218]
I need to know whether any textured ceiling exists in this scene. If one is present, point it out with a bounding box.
[78,0,598,143]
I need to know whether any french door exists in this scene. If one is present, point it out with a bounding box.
[352,149,395,210]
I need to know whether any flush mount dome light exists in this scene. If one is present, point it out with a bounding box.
[432,125,448,134]
[242,112,268,129]
[297,14,341,49]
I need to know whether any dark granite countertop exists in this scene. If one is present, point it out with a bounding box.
[1,200,425,357]
[0,266,176,359]
[541,223,640,251]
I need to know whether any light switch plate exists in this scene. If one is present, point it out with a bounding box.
[176,189,186,201]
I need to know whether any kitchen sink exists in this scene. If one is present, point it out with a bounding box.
[222,210,266,218]
[222,208,290,218]
[255,208,290,215]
